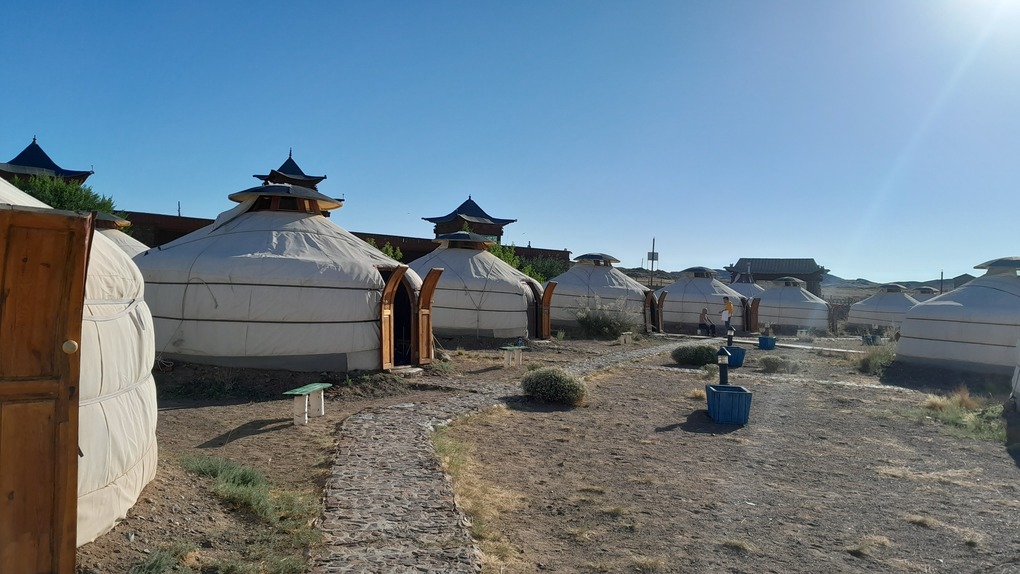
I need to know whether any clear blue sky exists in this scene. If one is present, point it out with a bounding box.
[4,1,1018,283]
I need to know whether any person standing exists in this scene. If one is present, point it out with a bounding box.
[698,307,716,336]
[721,296,734,330]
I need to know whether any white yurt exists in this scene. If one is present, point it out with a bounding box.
[756,276,831,332]
[846,284,919,330]
[728,274,766,299]
[898,257,1020,374]
[97,212,149,257]
[409,231,543,338]
[0,177,159,546]
[546,253,650,331]
[134,183,425,372]
[656,267,745,333]
[913,286,940,301]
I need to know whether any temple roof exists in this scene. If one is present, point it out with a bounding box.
[253,150,326,190]
[423,196,516,226]
[0,137,93,182]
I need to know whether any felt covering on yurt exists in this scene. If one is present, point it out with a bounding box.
[0,177,159,546]
[409,233,542,338]
[846,284,919,329]
[546,253,649,329]
[655,267,745,331]
[134,184,421,372]
[756,277,830,331]
[898,258,1020,374]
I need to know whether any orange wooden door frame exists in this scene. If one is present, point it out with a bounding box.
[415,268,443,365]
[656,291,668,333]
[0,206,93,574]
[379,266,409,371]
[643,291,654,333]
[539,281,557,340]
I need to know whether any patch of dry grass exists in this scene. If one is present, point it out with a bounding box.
[432,406,525,571]
[629,555,666,571]
[847,534,892,557]
[687,388,707,400]
[903,514,941,528]
[876,466,984,488]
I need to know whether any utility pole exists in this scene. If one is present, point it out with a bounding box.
[648,237,656,287]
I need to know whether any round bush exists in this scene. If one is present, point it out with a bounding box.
[520,367,587,406]
[670,345,719,367]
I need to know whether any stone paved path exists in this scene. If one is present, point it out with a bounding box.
[312,338,683,573]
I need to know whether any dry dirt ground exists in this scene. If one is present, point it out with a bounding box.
[76,335,1020,573]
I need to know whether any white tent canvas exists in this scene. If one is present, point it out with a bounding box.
[409,240,542,338]
[756,277,830,332]
[728,281,766,299]
[98,228,149,257]
[847,284,919,329]
[134,186,422,372]
[546,253,649,330]
[656,267,745,332]
[898,258,1020,374]
[0,178,158,546]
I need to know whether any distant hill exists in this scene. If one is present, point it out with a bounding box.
[616,268,955,296]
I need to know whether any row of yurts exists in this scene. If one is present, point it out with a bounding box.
[5,150,1020,548]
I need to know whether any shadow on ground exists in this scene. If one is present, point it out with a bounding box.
[657,409,743,435]
[198,418,292,448]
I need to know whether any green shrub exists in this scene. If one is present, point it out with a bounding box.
[858,345,895,375]
[521,367,587,406]
[759,355,801,374]
[670,345,718,367]
[576,308,634,339]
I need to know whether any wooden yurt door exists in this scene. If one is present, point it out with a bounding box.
[380,266,409,371]
[415,268,443,366]
[0,206,92,574]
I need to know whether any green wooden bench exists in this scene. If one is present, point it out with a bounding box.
[283,382,333,425]
[499,345,528,367]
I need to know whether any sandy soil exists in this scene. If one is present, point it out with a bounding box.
[75,335,1020,573]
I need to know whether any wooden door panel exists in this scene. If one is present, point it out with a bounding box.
[0,206,92,574]
[0,400,58,572]
[379,266,408,371]
[415,268,443,365]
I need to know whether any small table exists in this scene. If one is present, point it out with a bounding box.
[499,345,528,367]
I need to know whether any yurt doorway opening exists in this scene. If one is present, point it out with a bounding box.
[380,267,415,369]
[526,282,542,339]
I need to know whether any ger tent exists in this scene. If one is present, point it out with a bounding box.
[898,257,1020,374]
[846,284,918,330]
[134,183,428,372]
[656,267,745,333]
[756,276,830,332]
[0,177,158,546]
[913,286,940,301]
[546,253,650,331]
[96,212,149,257]
[408,232,543,339]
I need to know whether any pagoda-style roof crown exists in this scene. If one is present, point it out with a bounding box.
[253,150,326,190]
[0,137,93,183]
[434,231,496,247]
[228,183,344,210]
[574,253,619,264]
[680,266,717,278]
[423,196,516,226]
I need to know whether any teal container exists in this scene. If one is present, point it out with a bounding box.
[705,384,753,425]
[758,336,777,350]
[724,346,746,368]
